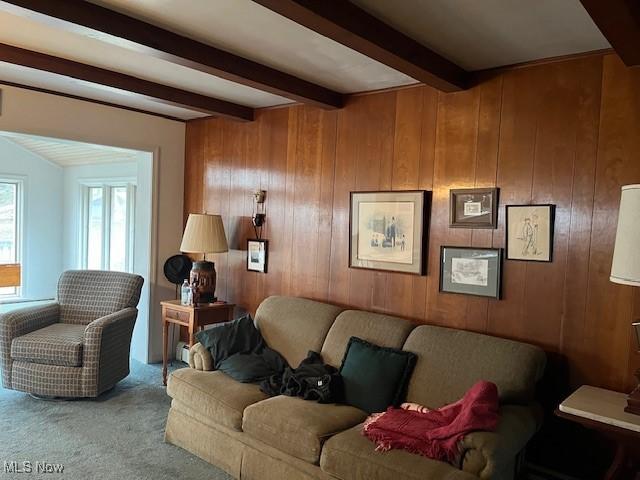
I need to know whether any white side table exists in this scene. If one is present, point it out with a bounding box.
[557,386,640,480]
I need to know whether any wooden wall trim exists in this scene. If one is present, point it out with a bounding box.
[579,0,640,66]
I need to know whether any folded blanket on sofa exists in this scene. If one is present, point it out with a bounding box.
[362,380,499,463]
[195,314,287,383]
[260,351,342,403]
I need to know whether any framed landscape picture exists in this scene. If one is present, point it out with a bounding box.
[506,205,555,262]
[450,187,499,228]
[440,246,502,299]
[247,239,268,273]
[349,190,430,275]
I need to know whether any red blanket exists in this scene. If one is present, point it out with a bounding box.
[362,381,499,463]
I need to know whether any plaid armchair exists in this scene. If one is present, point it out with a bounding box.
[0,270,144,398]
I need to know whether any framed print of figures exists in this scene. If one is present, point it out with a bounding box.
[247,239,268,273]
[440,246,502,299]
[349,190,430,275]
[506,205,555,262]
[450,188,498,228]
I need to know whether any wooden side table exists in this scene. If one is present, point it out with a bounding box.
[161,299,235,385]
[556,386,640,480]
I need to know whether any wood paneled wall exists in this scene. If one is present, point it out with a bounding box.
[184,54,640,395]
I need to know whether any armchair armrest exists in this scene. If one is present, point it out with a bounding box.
[459,404,542,480]
[82,307,138,396]
[0,302,60,388]
[189,342,213,371]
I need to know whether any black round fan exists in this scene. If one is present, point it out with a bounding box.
[163,254,193,286]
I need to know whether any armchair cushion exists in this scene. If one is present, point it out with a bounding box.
[11,323,85,367]
[0,302,60,388]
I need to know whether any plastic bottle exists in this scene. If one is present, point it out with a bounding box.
[181,279,190,305]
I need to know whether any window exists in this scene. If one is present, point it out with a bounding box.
[0,179,22,297]
[81,183,135,273]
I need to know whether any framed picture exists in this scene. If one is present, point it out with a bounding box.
[440,246,502,299]
[505,205,555,262]
[247,239,268,273]
[349,190,430,275]
[450,188,499,228]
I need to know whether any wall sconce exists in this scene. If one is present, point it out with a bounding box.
[252,190,266,238]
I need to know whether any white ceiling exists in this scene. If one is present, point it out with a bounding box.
[350,0,610,71]
[0,62,211,121]
[0,130,141,166]
[0,0,610,120]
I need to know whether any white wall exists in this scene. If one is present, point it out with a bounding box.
[62,156,153,362]
[0,137,63,300]
[0,84,186,363]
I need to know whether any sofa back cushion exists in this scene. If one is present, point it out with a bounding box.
[58,270,144,325]
[254,296,343,367]
[403,325,546,407]
[321,310,414,367]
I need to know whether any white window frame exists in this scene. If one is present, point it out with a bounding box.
[0,176,24,299]
[78,178,136,273]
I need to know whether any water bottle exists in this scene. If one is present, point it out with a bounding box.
[181,280,190,305]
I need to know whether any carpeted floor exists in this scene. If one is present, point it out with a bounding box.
[0,361,232,480]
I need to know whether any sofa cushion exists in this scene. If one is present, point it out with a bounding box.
[403,325,546,408]
[254,296,343,367]
[11,323,85,367]
[320,424,477,480]
[167,368,268,431]
[320,310,414,367]
[242,395,367,464]
[340,337,416,414]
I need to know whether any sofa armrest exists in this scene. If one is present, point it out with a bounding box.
[189,342,213,371]
[83,307,138,395]
[459,404,541,480]
[0,302,60,388]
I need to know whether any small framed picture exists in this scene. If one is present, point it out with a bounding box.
[247,239,268,273]
[505,205,555,262]
[440,246,502,299]
[449,188,499,228]
[349,190,431,275]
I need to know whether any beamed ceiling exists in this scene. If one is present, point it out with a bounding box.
[0,0,628,122]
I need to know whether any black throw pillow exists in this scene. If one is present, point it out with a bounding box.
[339,337,417,414]
[195,314,264,368]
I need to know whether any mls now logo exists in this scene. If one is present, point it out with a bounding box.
[4,461,64,474]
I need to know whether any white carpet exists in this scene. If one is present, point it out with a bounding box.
[0,361,232,480]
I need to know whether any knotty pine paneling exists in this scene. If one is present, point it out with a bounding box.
[184,54,640,397]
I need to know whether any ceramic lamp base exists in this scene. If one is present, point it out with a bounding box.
[190,260,217,304]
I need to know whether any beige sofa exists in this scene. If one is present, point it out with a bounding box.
[165,296,546,480]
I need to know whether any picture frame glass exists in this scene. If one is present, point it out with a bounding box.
[440,247,501,298]
[506,205,554,262]
[247,240,267,272]
[450,188,498,228]
[350,191,429,275]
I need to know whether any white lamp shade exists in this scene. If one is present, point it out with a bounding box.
[611,184,640,286]
[180,214,228,254]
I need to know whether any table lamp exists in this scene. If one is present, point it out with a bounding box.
[180,214,228,304]
[610,184,640,415]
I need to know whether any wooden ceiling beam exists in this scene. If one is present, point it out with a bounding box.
[579,0,640,66]
[252,0,468,92]
[0,43,254,121]
[0,0,344,109]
